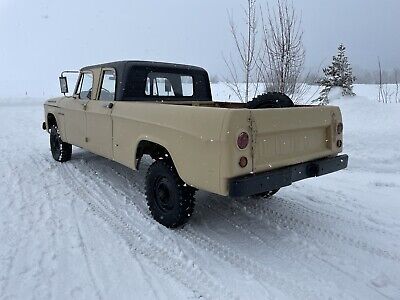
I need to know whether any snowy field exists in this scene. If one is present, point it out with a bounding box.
[1,85,400,299]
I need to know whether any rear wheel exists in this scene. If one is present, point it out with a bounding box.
[145,160,196,228]
[50,124,72,162]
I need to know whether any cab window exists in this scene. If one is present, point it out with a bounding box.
[99,70,116,101]
[145,76,175,96]
[144,73,193,97]
[76,72,93,99]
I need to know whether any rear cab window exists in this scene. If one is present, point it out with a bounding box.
[123,66,211,101]
[145,73,193,97]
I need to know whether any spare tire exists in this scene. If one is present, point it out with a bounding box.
[246,92,294,109]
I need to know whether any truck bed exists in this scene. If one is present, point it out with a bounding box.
[109,100,344,195]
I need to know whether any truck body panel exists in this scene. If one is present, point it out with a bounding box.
[250,106,343,173]
[111,101,226,194]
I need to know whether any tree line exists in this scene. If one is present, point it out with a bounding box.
[222,0,400,104]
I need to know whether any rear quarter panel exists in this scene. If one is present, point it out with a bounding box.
[111,102,227,195]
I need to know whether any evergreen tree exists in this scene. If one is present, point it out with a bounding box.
[317,44,356,105]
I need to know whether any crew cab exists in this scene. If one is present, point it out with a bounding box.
[43,60,348,228]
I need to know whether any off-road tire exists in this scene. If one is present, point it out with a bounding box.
[50,124,72,162]
[247,92,294,109]
[145,160,196,228]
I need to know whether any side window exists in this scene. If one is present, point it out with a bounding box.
[99,70,116,101]
[181,76,193,97]
[145,77,151,95]
[145,77,175,96]
[144,73,193,98]
[76,72,93,99]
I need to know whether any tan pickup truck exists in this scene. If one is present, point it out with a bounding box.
[43,60,348,228]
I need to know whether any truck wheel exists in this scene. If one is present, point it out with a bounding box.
[50,124,72,162]
[145,160,196,228]
[252,189,280,199]
[247,92,294,109]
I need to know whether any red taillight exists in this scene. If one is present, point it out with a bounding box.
[237,132,249,150]
[337,123,343,135]
[239,156,248,168]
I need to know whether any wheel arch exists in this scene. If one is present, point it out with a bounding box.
[47,113,57,128]
[135,139,175,170]
[46,111,67,141]
[134,138,199,192]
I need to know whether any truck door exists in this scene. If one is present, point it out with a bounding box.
[85,69,116,159]
[60,71,92,147]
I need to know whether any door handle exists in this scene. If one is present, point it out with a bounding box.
[103,103,114,109]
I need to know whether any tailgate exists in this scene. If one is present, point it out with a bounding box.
[250,106,343,173]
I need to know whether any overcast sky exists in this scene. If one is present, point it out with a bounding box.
[1,0,399,97]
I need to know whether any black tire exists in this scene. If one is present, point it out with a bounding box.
[50,124,72,162]
[251,189,280,199]
[145,160,196,228]
[246,92,294,109]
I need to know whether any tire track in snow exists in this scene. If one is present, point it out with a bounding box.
[1,154,56,299]
[179,226,320,299]
[272,194,400,238]
[0,236,23,299]
[67,153,400,298]
[196,200,345,281]
[298,184,400,231]
[196,196,399,299]
[71,198,104,300]
[60,153,400,298]
[27,153,69,300]
[68,157,321,299]
[230,196,400,264]
[0,160,26,298]
[59,162,236,300]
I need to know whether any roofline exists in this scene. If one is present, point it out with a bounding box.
[80,60,207,72]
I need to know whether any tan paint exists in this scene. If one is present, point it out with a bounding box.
[44,67,344,196]
[85,100,114,159]
[59,98,87,147]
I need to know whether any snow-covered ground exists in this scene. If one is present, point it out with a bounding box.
[1,85,399,299]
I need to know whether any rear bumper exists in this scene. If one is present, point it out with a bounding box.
[229,155,348,197]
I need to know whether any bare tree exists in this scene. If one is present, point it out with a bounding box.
[259,0,305,100]
[395,69,399,104]
[378,58,383,103]
[377,58,393,104]
[224,0,261,102]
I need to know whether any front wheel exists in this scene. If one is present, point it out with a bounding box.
[145,160,196,228]
[50,124,72,162]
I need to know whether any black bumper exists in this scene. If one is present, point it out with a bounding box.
[229,155,349,197]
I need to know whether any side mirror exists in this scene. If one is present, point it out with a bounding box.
[59,76,68,94]
[59,70,79,96]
